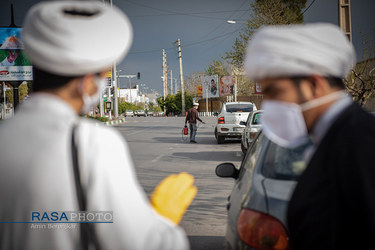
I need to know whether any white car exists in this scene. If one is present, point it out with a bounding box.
[241,110,262,153]
[215,102,257,144]
[125,110,134,117]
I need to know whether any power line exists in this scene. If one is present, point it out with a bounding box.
[301,0,317,15]
[129,9,251,18]
[183,27,243,48]
[192,0,249,45]
[128,27,243,55]
[123,0,247,21]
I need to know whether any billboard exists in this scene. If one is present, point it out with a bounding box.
[220,76,235,96]
[201,75,219,98]
[254,82,263,94]
[197,84,203,96]
[0,27,32,81]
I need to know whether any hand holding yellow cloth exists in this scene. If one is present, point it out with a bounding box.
[151,172,197,225]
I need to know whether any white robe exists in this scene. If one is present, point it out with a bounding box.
[0,57,15,67]
[0,93,188,250]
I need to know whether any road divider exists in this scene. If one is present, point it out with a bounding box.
[104,118,126,126]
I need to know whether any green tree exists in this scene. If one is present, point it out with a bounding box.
[225,0,307,68]
[118,101,144,114]
[156,91,193,115]
[205,59,230,78]
[344,31,375,106]
[157,96,165,111]
[175,91,193,113]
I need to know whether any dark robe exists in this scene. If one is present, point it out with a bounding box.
[287,103,375,249]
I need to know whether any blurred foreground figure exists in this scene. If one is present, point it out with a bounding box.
[0,2,193,249]
[245,23,375,249]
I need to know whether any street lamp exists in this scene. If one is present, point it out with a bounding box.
[226,19,247,24]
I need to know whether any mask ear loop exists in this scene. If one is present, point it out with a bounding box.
[300,90,347,111]
[79,75,101,98]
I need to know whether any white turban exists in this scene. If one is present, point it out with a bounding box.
[22,1,133,76]
[244,23,356,81]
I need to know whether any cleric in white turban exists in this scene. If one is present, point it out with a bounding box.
[244,23,356,81]
[0,1,190,250]
[243,23,375,250]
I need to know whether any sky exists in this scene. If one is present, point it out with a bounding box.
[1,0,374,94]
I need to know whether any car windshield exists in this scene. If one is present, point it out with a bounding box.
[226,104,253,113]
[262,141,311,180]
[252,113,262,125]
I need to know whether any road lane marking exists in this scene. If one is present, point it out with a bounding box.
[152,155,164,163]
[127,127,152,136]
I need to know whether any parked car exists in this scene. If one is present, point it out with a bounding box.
[147,111,154,117]
[215,102,257,144]
[216,132,309,250]
[125,109,134,117]
[136,110,146,117]
[241,110,263,154]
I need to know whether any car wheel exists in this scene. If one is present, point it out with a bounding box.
[217,135,225,144]
[214,128,218,140]
[241,142,247,154]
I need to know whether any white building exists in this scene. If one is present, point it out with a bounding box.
[119,85,150,105]
[119,85,139,103]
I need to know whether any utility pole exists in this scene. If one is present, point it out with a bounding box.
[206,82,209,115]
[177,38,185,115]
[162,49,167,113]
[174,78,178,94]
[170,70,173,95]
[235,76,237,102]
[338,0,352,42]
[110,0,118,118]
[99,81,104,117]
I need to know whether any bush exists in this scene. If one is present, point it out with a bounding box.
[86,116,109,122]
[118,102,144,114]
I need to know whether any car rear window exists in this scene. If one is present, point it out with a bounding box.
[262,142,310,180]
[252,113,262,125]
[226,104,253,112]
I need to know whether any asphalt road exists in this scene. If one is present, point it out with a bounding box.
[114,116,243,250]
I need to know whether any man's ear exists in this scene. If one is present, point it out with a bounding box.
[307,75,330,98]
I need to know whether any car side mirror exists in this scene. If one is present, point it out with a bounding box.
[240,121,246,126]
[215,163,239,179]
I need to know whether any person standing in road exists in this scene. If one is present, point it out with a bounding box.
[185,102,205,143]
[0,2,193,250]
[244,23,375,250]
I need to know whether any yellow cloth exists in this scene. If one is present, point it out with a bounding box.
[151,172,197,225]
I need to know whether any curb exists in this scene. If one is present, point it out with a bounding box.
[105,118,126,126]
